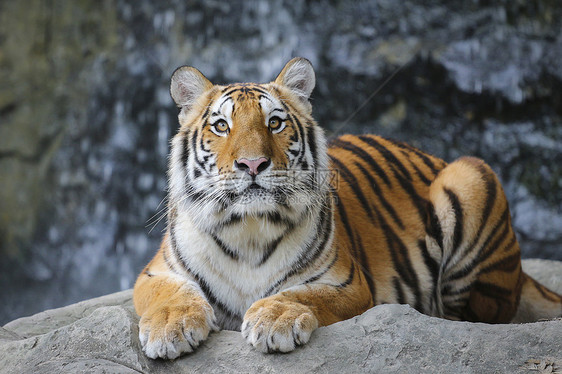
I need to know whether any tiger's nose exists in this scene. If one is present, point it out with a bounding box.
[234,157,271,177]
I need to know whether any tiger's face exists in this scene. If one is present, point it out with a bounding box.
[168,58,329,229]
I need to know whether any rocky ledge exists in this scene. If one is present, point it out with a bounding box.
[1,259,561,374]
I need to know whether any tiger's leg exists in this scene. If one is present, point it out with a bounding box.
[133,235,218,359]
[241,255,373,353]
[427,156,523,323]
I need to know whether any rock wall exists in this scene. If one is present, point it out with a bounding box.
[1,259,561,373]
[1,1,561,323]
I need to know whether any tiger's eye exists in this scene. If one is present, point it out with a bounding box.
[213,120,229,134]
[268,117,282,130]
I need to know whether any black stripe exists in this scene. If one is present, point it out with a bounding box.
[202,106,210,120]
[289,131,299,143]
[162,239,183,277]
[210,233,239,261]
[219,213,243,227]
[362,197,422,311]
[451,164,497,264]
[304,251,339,284]
[355,137,428,220]
[356,136,430,221]
[445,211,509,282]
[442,283,472,297]
[393,277,406,304]
[288,148,300,157]
[188,188,205,203]
[191,128,207,173]
[329,138,392,187]
[222,87,244,97]
[300,205,333,267]
[478,252,520,275]
[201,139,212,153]
[329,155,376,222]
[385,137,442,175]
[258,94,274,103]
[181,130,190,172]
[218,96,233,112]
[472,281,512,300]
[195,272,239,319]
[444,188,464,259]
[354,234,377,301]
[354,161,404,230]
[426,203,444,251]
[262,211,287,224]
[331,188,375,303]
[336,263,355,288]
[391,164,429,221]
[418,239,439,284]
[406,154,432,185]
[169,223,239,318]
[223,85,268,98]
[384,223,423,311]
[291,114,307,166]
[472,165,498,236]
[263,202,333,296]
[468,208,510,269]
[444,263,474,283]
[529,277,560,302]
[306,123,318,167]
[358,135,412,180]
[258,229,292,266]
[249,86,268,95]
[476,211,511,264]
[331,189,359,261]
[502,233,517,253]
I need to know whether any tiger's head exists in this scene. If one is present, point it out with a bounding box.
[168,58,329,230]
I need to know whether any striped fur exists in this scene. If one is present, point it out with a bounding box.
[133,58,562,359]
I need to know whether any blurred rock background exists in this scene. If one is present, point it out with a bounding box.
[0,0,560,324]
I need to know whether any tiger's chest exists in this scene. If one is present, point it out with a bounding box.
[171,212,320,330]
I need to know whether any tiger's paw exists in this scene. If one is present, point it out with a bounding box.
[241,297,318,353]
[139,302,218,359]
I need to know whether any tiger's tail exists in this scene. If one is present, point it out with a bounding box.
[512,272,562,323]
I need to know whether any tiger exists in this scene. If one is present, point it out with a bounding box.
[133,57,562,359]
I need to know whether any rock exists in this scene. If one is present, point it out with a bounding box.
[3,290,133,338]
[1,260,561,374]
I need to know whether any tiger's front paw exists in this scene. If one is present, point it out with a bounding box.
[241,297,318,353]
[139,301,218,359]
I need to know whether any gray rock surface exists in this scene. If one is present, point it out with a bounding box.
[1,259,561,374]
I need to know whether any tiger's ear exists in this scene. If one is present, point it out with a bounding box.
[274,57,315,101]
[170,66,213,109]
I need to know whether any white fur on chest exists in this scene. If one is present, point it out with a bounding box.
[172,209,319,317]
